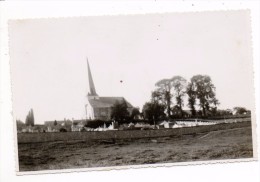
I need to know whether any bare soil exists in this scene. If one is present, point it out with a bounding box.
[18,126,253,171]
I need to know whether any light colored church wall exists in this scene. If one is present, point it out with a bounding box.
[85,102,94,120]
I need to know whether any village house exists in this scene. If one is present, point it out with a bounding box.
[44,119,73,132]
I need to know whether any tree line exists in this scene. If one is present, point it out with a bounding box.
[18,74,250,127]
[110,74,221,123]
[142,75,220,122]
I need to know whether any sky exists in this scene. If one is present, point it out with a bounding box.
[9,10,254,124]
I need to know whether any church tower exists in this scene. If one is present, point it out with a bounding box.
[85,59,99,120]
[85,58,134,120]
[87,59,99,100]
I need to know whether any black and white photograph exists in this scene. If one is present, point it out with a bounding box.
[8,10,256,173]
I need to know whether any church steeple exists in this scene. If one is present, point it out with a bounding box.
[87,58,98,96]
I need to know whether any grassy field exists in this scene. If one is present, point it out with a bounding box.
[18,125,253,171]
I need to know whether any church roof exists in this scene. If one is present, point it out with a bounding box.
[88,97,133,108]
[87,59,98,96]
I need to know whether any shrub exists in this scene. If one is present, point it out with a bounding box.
[59,128,67,132]
[85,120,112,128]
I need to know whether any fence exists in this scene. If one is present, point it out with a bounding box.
[17,121,251,144]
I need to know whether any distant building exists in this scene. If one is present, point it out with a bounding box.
[17,124,47,133]
[85,60,133,120]
[44,119,73,132]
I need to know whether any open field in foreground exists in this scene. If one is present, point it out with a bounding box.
[18,125,253,171]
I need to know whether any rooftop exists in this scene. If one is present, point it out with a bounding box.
[88,97,133,108]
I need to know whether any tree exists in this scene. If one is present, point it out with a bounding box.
[155,79,172,117]
[151,90,163,103]
[110,99,130,122]
[186,81,197,116]
[171,76,187,117]
[171,105,182,118]
[16,119,25,132]
[190,75,219,116]
[233,107,247,115]
[16,119,24,126]
[142,101,165,124]
[25,108,35,126]
[131,107,140,119]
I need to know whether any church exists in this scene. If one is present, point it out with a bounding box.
[85,60,133,120]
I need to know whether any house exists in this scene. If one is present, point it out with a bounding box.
[18,124,46,133]
[85,60,133,120]
[44,119,73,132]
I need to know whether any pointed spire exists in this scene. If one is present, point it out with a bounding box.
[87,58,98,96]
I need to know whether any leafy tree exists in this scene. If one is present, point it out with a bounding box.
[142,101,166,124]
[209,107,218,116]
[151,90,163,103]
[16,119,24,126]
[171,105,182,118]
[16,119,25,132]
[25,108,35,126]
[131,107,140,119]
[155,79,172,117]
[171,76,187,117]
[233,107,247,115]
[191,75,219,116]
[186,81,197,116]
[111,99,130,122]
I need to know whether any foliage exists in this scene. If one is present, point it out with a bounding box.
[85,119,111,128]
[16,119,25,126]
[186,81,197,116]
[171,76,187,116]
[142,101,166,124]
[110,99,130,122]
[151,90,163,103]
[154,76,187,118]
[145,74,250,119]
[155,79,172,117]
[131,107,140,119]
[233,107,248,115]
[213,109,233,116]
[59,128,67,132]
[171,105,182,118]
[190,75,219,116]
[25,108,35,126]
[16,119,25,131]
